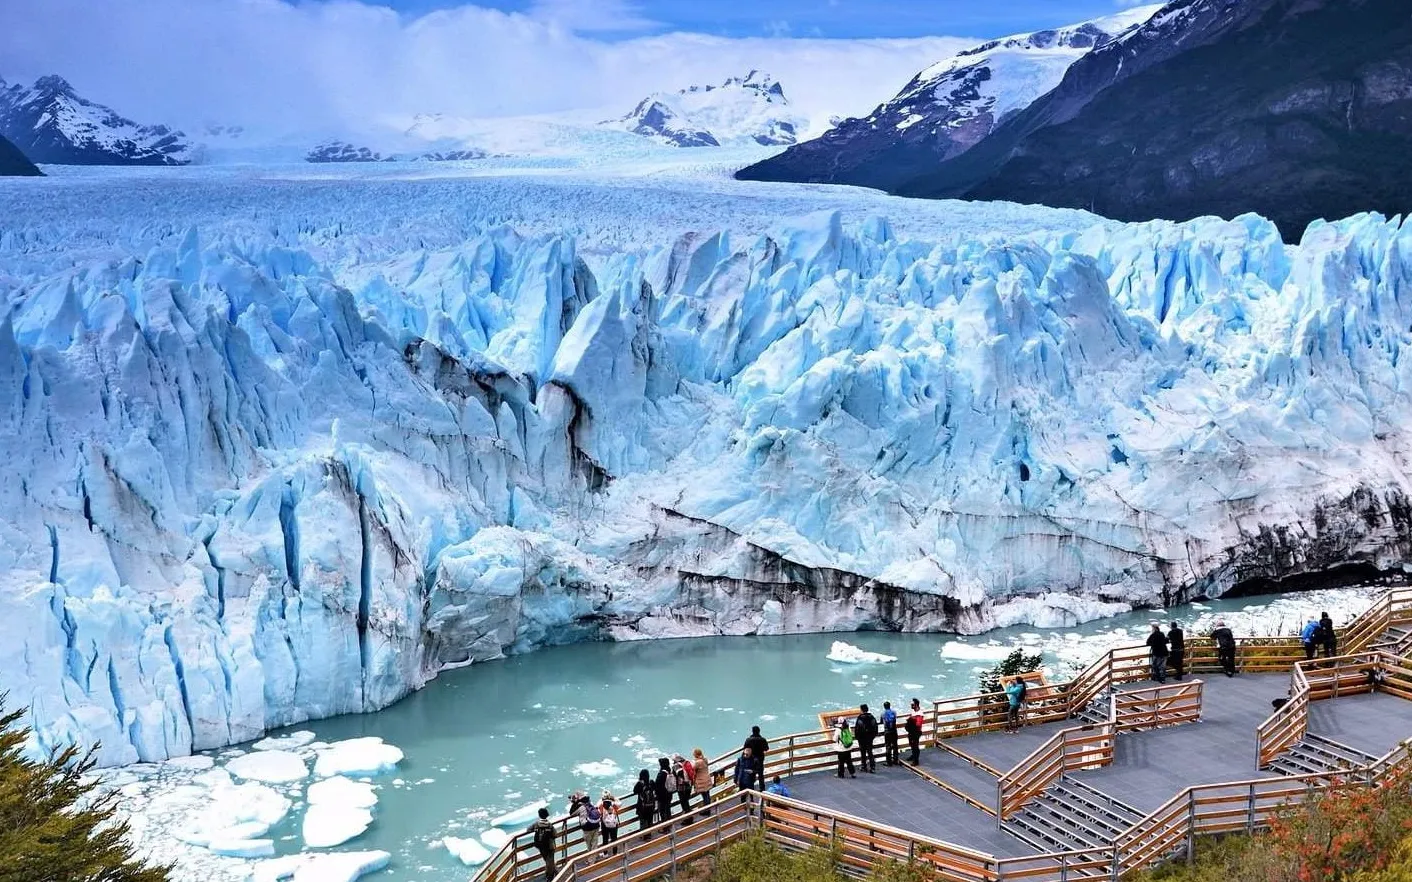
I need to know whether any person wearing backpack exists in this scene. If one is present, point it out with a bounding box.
[671,753,692,821]
[1003,677,1027,733]
[654,757,675,825]
[834,719,857,778]
[598,792,620,852]
[881,701,900,766]
[854,704,879,773]
[574,793,601,852]
[905,698,924,764]
[632,769,657,833]
[529,807,557,881]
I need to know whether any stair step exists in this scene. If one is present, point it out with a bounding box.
[999,818,1110,879]
[1303,734,1378,766]
[1008,803,1109,851]
[1030,793,1128,838]
[1053,782,1144,828]
[1270,751,1328,776]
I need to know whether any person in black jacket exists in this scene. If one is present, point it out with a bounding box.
[1167,622,1186,681]
[881,701,900,766]
[632,769,657,834]
[854,704,879,773]
[1211,620,1237,676]
[743,726,768,787]
[653,757,673,825]
[1146,623,1169,683]
[1320,611,1337,657]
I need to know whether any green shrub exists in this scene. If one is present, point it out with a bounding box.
[0,701,170,882]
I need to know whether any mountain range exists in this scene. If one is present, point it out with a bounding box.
[737,8,1160,192]
[741,0,1412,237]
[0,75,195,166]
[605,70,806,148]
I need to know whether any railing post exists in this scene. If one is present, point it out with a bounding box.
[668,824,678,880]
[788,735,795,777]
[1185,791,1196,864]
[1246,782,1256,834]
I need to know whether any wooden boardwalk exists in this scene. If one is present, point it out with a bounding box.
[473,589,1412,882]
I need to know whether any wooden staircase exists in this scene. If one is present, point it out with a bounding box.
[1267,732,1379,776]
[1002,779,1145,866]
[1369,623,1412,656]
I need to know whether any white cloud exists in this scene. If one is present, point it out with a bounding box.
[0,0,973,135]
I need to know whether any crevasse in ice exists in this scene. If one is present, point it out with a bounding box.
[3,197,1410,765]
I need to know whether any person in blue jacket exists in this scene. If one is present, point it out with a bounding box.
[1003,678,1027,733]
[765,776,790,797]
[881,701,899,766]
[732,747,756,797]
[1301,616,1322,660]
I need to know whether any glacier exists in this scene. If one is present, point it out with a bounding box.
[2,165,1412,766]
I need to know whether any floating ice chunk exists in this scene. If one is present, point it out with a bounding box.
[177,782,291,845]
[208,837,274,858]
[254,851,393,882]
[666,698,695,707]
[254,731,318,752]
[162,755,215,772]
[481,828,512,849]
[192,768,233,790]
[444,836,492,866]
[491,802,547,828]
[759,714,777,722]
[827,642,897,664]
[307,776,378,809]
[227,750,308,784]
[303,804,373,848]
[939,642,1015,661]
[903,683,925,691]
[313,737,404,777]
[572,758,622,777]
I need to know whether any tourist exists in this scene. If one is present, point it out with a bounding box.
[599,792,621,852]
[1146,623,1169,682]
[905,698,924,764]
[672,753,692,819]
[733,747,756,797]
[632,769,657,833]
[654,757,675,824]
[1301,615,1322,660]
[1004,677,1027,733]
[834,720,857,779]
[574,792,601,852]
[744,726,769,785]
[530,807,557,881]
[1211,619,1237,676]
[855,704,879,772]
[691,747,712,811]
[1168,621,1186,681]
[881,701,900,766]
[1320,611,1338,657]
[766,775,791,797]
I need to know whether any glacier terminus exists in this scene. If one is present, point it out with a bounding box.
[2,165,1411,768]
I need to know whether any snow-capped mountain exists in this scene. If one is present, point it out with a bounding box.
[738,8,1159,189]
[608,70,807,147]
[306,141,390,163]
[0,75,195,166]
[900,0,1412,237]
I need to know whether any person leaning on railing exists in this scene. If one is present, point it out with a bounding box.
[1210,620,1236,676]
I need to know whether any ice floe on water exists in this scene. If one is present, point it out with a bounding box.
[226,751,308,784]
[827,642,898,664]
[491,802,547,828]
[480,828,512,849]
[308,776,379,809]
[254,732,318,752]
[314,738,405,778]
[572,758,623,777]
[442,836,492,866]
[939,642,1016,662]
[304,805,375,848]
[250,851,391,882]
[666,698,696,707]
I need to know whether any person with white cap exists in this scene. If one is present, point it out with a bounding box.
[833,719,857,779]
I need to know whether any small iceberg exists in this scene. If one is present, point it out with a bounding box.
[251,851,392,882]
[666,698,695,707]
[939,641,1015,661]
[491,802,547,828]
[226,750,308,784]
[208,837,274,858]
[313,737,404,777]
[303,804,373,848]
[481,828,512,849]
[444,836,492,866]
[253,731,317,752]
[827,641,897,664]
[307,776,378,809]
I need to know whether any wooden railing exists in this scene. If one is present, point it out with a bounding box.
[1339,587,1412,654]
[996,723,1115,821]
[1255,662,1309,768]
[1113,680,1203,732]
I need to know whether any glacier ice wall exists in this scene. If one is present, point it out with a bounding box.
[3,183,1412,764]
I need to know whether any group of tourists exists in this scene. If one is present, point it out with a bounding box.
[1144,621,1188,683]
[828,698,927,777]
[1143,613,1341,682]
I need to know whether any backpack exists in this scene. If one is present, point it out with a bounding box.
[840,728,855,748]
[638,785,656,810]
[584,804,601,829]
[533,823,554,852]
[1014,679,1028,700]
[601,806,619,829]
[664,770,679,793]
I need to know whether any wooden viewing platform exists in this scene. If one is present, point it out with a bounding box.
[472,589,1412,882]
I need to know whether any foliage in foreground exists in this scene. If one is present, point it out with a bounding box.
[0,701,170,882]
[708,832,939,882]
[1128,762,1412,882]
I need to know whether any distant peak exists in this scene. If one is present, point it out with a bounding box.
[32,75,77,98]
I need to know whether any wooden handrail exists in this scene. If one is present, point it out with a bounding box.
[996,723,1114,821]
[1113,680,1203,732]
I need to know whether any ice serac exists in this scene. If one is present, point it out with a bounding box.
[5,184,1412,765]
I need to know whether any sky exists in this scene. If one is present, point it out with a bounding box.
[0,0,1156,136]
